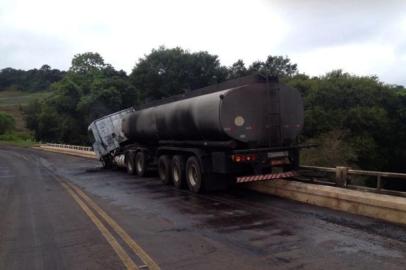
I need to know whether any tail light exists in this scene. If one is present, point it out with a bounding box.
[231,154,257,163]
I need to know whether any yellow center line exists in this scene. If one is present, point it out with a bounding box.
[60,182,139,270]
[65,181,161,270]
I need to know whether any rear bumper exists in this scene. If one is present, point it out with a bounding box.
[231,144,314,154]
[211,148,299,174]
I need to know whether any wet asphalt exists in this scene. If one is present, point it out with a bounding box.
[0,145,406,270]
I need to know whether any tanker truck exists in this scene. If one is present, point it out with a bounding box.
[88,74,304,193]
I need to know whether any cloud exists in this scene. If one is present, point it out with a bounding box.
[266,0,406,85]
[0,0,288,70]
[0,0,405,85]
[269,0,406,50]
[0,28,74,69]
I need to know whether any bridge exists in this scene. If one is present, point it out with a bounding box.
[0,143,405,270]
[39,143,406,226]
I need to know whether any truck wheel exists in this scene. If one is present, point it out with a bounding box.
[158,155,171,185]
[135,151,147,177]
[101,157,112,169]
[171,155,185,189]
[186,156,204,193]
[126,154,135,175]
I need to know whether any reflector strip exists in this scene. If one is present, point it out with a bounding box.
[236,171,298,183]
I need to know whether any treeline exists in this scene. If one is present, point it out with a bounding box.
[19,46,406,172]
[289,72,406,172]
[0,65,65,91]
[130,47,297,101]
[24,48,297,144]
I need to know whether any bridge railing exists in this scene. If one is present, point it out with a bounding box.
[300,165,406,197]
[45,143,92,152]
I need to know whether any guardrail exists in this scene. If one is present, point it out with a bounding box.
[37,143,96,159]
[299,165,406,197]
[45,143,92,152]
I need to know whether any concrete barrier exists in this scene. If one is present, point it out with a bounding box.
[244,179,406,226]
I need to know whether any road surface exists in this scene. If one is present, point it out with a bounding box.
[0,145,405,269]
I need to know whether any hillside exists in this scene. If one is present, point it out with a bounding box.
[0,90,50,132]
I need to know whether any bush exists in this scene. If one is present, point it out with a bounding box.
[300,129,358,168]
[0,112,16,134]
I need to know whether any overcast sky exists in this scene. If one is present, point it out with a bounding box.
[1,0,405,85]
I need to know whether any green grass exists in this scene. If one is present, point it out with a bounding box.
[0,89,51,132]
[0,132,36,147]
[0,90,50,106]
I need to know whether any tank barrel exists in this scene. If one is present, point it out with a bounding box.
[122,75,303,148]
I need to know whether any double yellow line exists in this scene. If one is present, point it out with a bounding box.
[61,181,160,270]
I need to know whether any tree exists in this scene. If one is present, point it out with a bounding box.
[249,55,298,78]
[0,68,24,90]
[0,66,65,91]
[130,46,228,102]
[70,52,108,74]
[227,59,249,79]
[287,70,405,171]
[300,129,358,167]
[25,52,137,144]
[40,64,51,72]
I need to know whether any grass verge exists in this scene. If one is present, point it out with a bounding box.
[0,132,36,147]
[0,89,51,132]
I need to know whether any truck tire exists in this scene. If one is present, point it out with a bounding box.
[171,155,186,189]
[135,151,147,177]
[158,155,171,185]
[101,157,112,169]
[186,156,204,193]
[126,154,136,175]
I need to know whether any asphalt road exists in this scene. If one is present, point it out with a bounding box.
[1,145,406,270]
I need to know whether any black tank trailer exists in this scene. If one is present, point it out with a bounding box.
[102,74,303,193]
[122,76,303,147]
